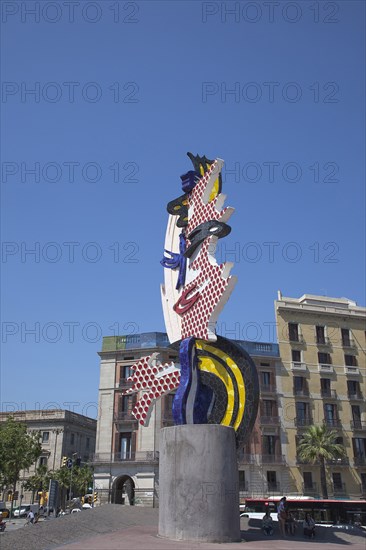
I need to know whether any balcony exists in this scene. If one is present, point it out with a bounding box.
[348,391,363,400]
[294,416,312,428]
[260,416,281,426]
[321,389,337,399]
[326,457,350,466]
[350,420,366,431]
[91,451,159,463]
[267,482,281,493]
[342,337,356,349]
[291,362,307,372]
[297,455,311,465]
[354,456,366,466]
[324,418,342,428]
[318,364,334,374]
[261,454,286,465]
[260,384,276,394]
[332,483,347,497]
[289,334,304,344]
[116,378,133,389]
[113,412,138,426]
[316,336,331,347]
[238,482,249,495]
[302,483,319,496]
[294,388,310,397]
[344,366,360,376]
[238,454,256,465]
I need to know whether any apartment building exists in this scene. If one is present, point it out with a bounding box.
[93,332,284,506]
[0,409,96,503]
[275,293,366,499]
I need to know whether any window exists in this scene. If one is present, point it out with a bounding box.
[289,323,299,342]
[316,325,326,344]
[39,456,48,467]
[262,400,275,417]
[294,376,307,394]
[352,438,366,458]
[341,328,351,346]
[292,349,301,362]
[86,437,90,449]
[260,363,270,367]
[267,471,277,490]
[347,380,361,397]
[296,402,310,423]
[239,471,246,491]
[332,472,342,490]
[42,431,49,443]
[320,378,331,396]
[351,405,361,427]
[318,352,331,364]
[324,403,338,426]
[120,433,132,459]
[70,433,75,445]
[263,435,277,455]
[120,365,132,380]
[361,473,366,491]
[303,472,313,489]
[345,354,357,366]
[261,372,271,386]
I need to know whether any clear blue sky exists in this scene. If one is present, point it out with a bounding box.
[1,1,365,418]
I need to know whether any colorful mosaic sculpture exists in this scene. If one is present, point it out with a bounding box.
[124,154,259,448]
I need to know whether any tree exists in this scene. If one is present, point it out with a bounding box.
[297,425,345,499]
[0,416,42,514]
[24,464,52,504]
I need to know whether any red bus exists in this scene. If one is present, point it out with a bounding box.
[242,497,366,526]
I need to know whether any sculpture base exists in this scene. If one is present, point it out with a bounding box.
[158,424,241,542]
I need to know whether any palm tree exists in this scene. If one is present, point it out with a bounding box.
[297,425,345,499]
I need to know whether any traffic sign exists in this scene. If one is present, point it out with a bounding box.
[66,458,73,469]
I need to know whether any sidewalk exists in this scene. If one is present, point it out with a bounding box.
[55,523,366,550]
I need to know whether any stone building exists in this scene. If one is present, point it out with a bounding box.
[275,293,366,499]
[0,409,96,504]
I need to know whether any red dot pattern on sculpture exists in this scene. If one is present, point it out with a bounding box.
[179,161,233,340]
[124,355,180,426]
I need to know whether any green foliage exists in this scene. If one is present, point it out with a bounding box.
[297,425,345,462]
[24,464,51,494]
[297,424,345,499]
[53,464,93,497]
[0,416,42,510]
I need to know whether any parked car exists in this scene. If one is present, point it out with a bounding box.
[13,505,31,518]
[0,509,9,518]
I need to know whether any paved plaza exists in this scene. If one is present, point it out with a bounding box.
[0,505,365,550]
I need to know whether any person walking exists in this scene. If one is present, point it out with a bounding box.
[277,497,287,537]
[26,510,35,525]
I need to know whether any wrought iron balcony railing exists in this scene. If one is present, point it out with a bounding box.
[332,483,347,495]
[260,384,277,394]
[302,482,318,495]
[267,482,281,492]
[348,391,363,400]
[326,457,349,466]
[260,416,281,426]
[321,389,337,399]
[354,456,366,466]
[351,420,366,430]
[91,451,159,463]
[294,387,310,397]
[294,416,312,427]
[113,412,138,423]
[324,418,341,428]
[261,454,286,464]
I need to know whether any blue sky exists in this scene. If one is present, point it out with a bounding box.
[1,0,365,417]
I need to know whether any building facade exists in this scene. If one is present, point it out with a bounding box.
[93,332,286,506]
[275,293,366,499]
[93,293,366,507]
[0,409,96,503]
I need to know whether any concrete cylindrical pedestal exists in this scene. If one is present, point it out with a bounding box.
[158,424,240,542]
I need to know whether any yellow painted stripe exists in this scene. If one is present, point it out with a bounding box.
[198,355,234,426]
[197,341,246,430]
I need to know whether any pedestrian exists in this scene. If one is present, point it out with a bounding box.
[262,509,274,536]
[26,510,35,525]
[286,510,296,536]
[303,512,315,538]
[277,496,287,537]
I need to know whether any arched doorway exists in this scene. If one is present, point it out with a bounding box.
[112,475,135,505]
